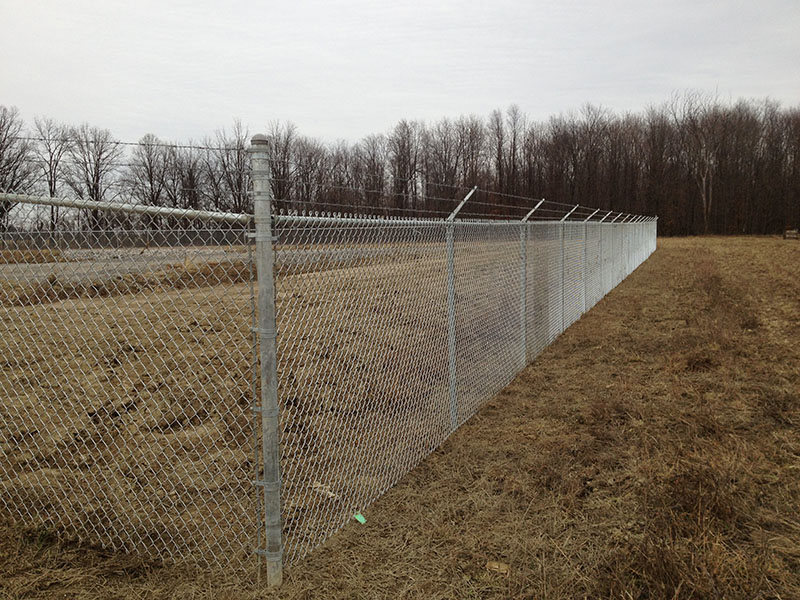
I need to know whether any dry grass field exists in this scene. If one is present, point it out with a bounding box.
[1,236,799,599]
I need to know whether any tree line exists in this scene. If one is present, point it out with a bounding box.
[1,92,798,234]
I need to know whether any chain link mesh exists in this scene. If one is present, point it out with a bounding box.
[273,216,451,564]
[274,214,656,565]
[0,199,258,571]
[527,222,563,360]
[563,222,586,329]
[1,191,657,574]
[585,223,603,310]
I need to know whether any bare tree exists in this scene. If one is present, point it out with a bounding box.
[456,115,487,189]
[162,143,204,211]
[424,118,464,212]
[357,134,388,209]
[671,91,722,234]
[33,117,70,230]
[203,121,250,213]
[576,104,609,206]
[326,140,359,208]
[488,109,506,194]
[505,104,525,195]
[292,137,328,210]
[388,120,423,212]
[783,106,800,231]
[124,133,173,231]
[127,135,166,204]
[520,121,545,199]
[63,123,123,230]
[0,106,36,231]
[267,121,297,208]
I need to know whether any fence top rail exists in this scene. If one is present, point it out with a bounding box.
[1,192,253,225]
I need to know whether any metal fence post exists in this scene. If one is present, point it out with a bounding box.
[582,209,598,312]
[519,200,542,366]
[560,222,565,333]
[445,187,476,432]
[654,217,658,253]
[559,205,577,333]
[519,222,528,368]
[446,221,457,430]
[249,134,283,587]
[582,221,587,314]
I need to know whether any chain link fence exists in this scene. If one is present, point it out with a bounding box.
[0,196,259,573]
[0,137,657,585]
[274,214,656,566]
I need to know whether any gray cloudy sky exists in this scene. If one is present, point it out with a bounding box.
[1,0,798,143]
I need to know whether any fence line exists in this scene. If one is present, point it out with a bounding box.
[0,136,657,587]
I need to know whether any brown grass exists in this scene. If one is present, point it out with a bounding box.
[1,259,252,306]
[0,249,67,265]
[0,280,258,577]
[1,236,799,599]
[0,243,436,306]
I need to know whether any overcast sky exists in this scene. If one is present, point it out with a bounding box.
[1,0,798,144]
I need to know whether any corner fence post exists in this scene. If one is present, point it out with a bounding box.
[249,134,283,587]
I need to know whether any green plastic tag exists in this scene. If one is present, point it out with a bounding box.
[353,513,366,524]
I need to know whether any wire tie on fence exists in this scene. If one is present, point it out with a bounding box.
[245,232,277,242]
[251,326,277,340]
[254,479,281,493]
[254,548,284,561]
[250,405,279,418]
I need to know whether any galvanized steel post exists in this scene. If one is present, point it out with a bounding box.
[560,205,577,332]
[446,187,476,431]
[560,222,565,334]
[582,209,599,312]
[519,200,542,366]
[583,221,588,314]
[519,222,528,368]
[445,221,457,430]
[249,134,283,587]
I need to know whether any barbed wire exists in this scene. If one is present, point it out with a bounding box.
[474,188,597,211]
[272,198,453,217]
[2,189,641,223]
